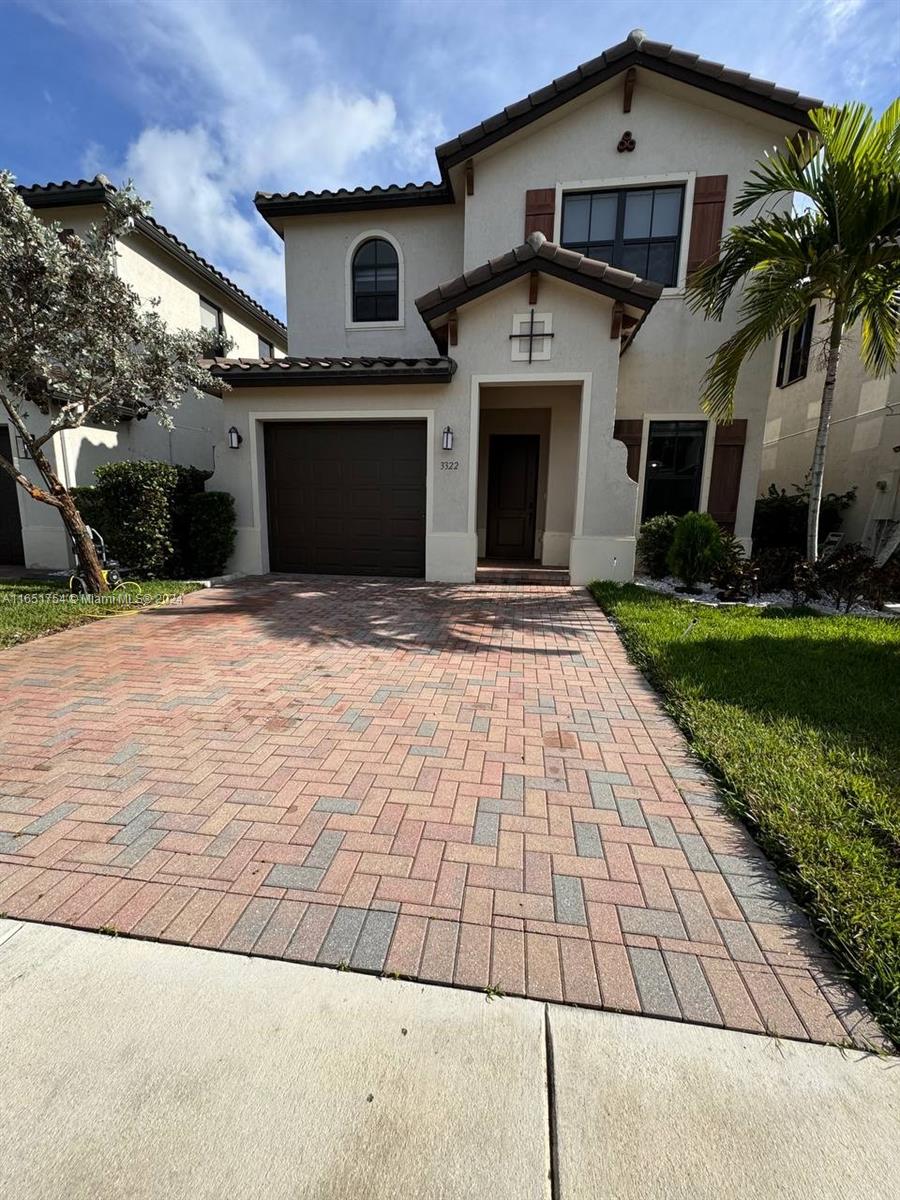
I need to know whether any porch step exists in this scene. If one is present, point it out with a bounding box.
[475,565,570,586]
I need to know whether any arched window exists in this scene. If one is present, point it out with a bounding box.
[351,237,399,323]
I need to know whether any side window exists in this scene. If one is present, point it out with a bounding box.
[200,296,226,354]
[776,306,815,387]
[351,237,400,323]
[258,336,274,358]
[641,420,708,521]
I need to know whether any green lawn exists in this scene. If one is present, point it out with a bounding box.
[0,579,201,649]
[591,582,900,1046]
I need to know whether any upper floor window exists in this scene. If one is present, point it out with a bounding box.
[351,237,399,323]
[776,305,815,387]
[561,185,684,287]
[258,336,274,359]
[200,296,227,354]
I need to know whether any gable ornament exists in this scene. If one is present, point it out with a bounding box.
[617,130,636,153]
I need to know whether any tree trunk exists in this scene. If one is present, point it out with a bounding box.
[57,488,108,594]
[0,424,109,594]
[806,303,844,564]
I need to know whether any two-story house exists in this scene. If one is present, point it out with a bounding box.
[207,29,820,585]
[0,176,287,570]
[760,301,900,564]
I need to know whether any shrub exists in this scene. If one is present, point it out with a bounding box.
[866,557,900,610]
[168,465,213,577]
[789,559,821,607]
[667,512,723,590]
[815,543,874,613]
[75,461,230,578]
[752,482,856,553]
[186,491,236,577]
[69,485,109,535]
[91,460,178,575]
[637,514,679,578]
[753,546,803,593]
[710,533,747,592]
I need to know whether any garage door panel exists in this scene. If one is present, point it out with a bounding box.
[265,421,426,577]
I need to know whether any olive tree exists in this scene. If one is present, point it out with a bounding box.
[0,171,225,592]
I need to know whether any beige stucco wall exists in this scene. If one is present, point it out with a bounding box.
[760,317,900,544]
[217,274,636,583]
[458,72,798,547]
[281,204,464,357]
[462,73,797,271]
[115,234,283,358]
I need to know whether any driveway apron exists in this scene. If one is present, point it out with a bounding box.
[0,577,885,1048]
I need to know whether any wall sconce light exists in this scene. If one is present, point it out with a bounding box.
[227,426,243,449]
[442,426,454,451]
[15,434,31,460]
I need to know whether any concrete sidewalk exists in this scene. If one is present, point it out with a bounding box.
[0,919,896,1200]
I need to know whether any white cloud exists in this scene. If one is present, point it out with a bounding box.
[46,0,448,315]
[818,0,866,41]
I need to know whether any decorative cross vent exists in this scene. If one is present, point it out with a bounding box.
[617,130,636,153]
[509,309,554,363]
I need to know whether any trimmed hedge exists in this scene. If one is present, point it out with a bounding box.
[70,460,232,578]
[91,461,177,575]
[637,514,679,578]
[187,492,236,577]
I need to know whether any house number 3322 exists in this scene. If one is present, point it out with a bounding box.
[440,460,459,470]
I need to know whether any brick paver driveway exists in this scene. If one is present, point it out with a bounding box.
[0,578,884,1047]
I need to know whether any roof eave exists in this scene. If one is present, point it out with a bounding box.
[207,360,456,387]
[254,182,455,231]
[437,50,817,170]
[416,258,660,326]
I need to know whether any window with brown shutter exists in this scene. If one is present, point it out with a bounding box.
[706,419,747,533]
[524,188,556,240]
[686,175,728,277]
[613,419,643,482]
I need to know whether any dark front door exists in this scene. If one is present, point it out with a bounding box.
[265,420,426,577]
[0,427,25,565]
[486,434,540,560]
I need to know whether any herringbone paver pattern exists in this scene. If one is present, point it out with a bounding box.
[0,577,886,1047]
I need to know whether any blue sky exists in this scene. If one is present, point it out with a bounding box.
[2,0,897,318]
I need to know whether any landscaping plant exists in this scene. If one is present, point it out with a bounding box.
[752,482,856,554]
[709,532,748,595]
[0,172,226,593]
[186,492,236,577]
[666,511,723,591]
[815,543,875,612]
[689,101,900,564]
[637,514,679,578]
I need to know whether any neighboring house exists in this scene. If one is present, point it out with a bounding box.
[209,28,822,584]
[0,177,287,570]
[760,302,900,563]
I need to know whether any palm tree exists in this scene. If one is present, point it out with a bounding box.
[688,101,900,562]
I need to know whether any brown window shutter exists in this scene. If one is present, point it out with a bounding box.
[686,175,728,276]
[524,188,556,240]
[706,419,747,533]
[613,419,643,483]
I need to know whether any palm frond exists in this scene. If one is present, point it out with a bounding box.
[698,273,815,421]
[687,210,824,320]
[858,287,900,377]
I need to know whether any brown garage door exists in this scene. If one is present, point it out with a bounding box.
[265,420,426,577]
